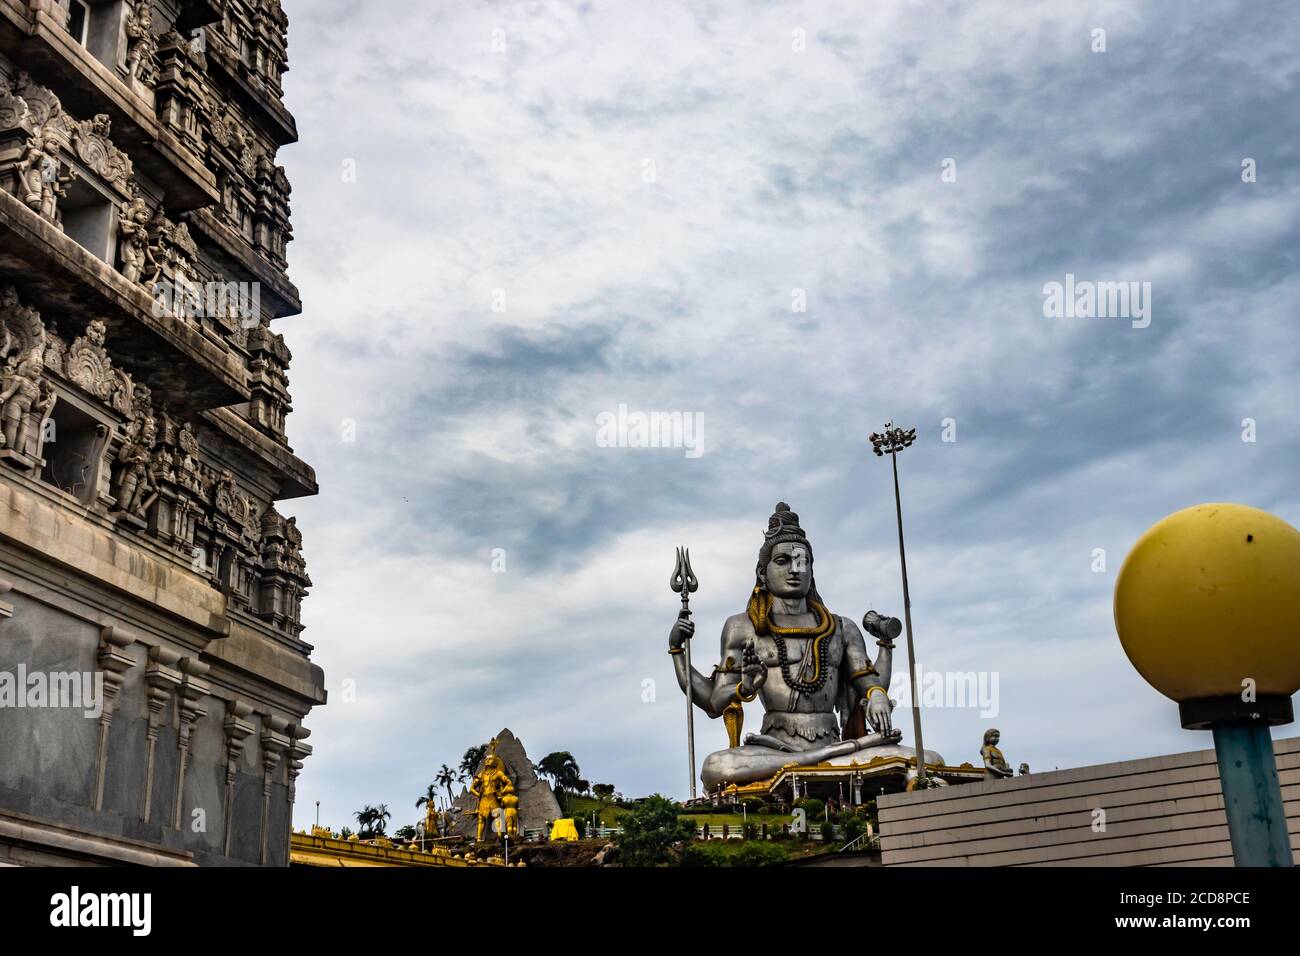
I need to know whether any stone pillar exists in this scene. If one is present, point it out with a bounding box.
[283,726,311,866]
[258,716,290,864]
[172,659,209,829]
[93,627,136,811]
[221,700,255,856]
[141,646,182,821]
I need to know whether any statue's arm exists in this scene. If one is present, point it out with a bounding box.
[669,614,746,719]
[981,747,997,774]
[841,618,886,701]
[705,617,751,716]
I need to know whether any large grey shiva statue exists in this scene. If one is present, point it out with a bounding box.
[668,502,943,790]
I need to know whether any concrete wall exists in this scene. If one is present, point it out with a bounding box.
[879,736,1300,866]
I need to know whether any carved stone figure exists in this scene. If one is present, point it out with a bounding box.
[1018,762,1031,776]
[982,728,1015,779]
[670,503,942,790]
[0,286,49,456]
[16,127,73,224]
[118,191,156,284]
[124,2,159,84]
[113,414,157,516]
[0,356,42,452]
[147,212,198,288]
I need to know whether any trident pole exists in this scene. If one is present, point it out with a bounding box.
[683,598,697,801]
[671,546,700,800]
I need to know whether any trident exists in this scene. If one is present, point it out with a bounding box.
[670,546,699,800]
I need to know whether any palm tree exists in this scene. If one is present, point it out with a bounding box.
[460,744,487,781]
[538,752,582,808]
[435,764,457,805]
[353,805,377,838]
[416,783,438,812]
[373,803,391,836]
[353,803,391,839]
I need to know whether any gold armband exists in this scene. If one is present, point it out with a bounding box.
[668,647,683,655]
[864,685,887,701]
[850,666,879,680]
[735,681,759,703]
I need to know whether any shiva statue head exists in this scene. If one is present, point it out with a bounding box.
[753,502,824,606]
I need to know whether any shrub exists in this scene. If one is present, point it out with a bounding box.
[614,795,696,867]
[795,797,825,821]
[730,841,789,867]
[839,813,865,843]
[679,841,731,867]
[680,840,789,867]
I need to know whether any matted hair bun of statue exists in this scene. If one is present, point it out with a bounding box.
[765,502,804,540]
[757,501,814,573]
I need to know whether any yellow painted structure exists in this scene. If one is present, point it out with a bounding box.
[549,818,579,841]
[290,830,514,867]
[1114,503,1300,701]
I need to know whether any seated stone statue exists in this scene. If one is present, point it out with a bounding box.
[982,728,1015,779]
[669,502,942,790]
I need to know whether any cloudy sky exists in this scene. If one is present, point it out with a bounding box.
[272,0,1299,830]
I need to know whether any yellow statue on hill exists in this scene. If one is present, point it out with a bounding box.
[467,739,516,842]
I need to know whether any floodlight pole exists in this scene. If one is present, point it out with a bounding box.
[872,423,928,787]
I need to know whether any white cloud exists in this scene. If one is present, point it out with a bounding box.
[275,0,1300,829]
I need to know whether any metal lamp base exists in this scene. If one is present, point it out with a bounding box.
[1178,693,1293,731]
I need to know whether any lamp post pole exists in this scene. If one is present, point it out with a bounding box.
[871,423,927,787]
[1211,721,1291,866]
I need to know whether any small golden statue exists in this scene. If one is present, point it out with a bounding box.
[502,793,520,838]
[467,739,516,842]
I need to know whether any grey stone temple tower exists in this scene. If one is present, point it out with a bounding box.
[0,0,322,865]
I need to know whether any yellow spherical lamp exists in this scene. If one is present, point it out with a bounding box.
[1114,502,1300,727]
[1114,502,1298,867]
